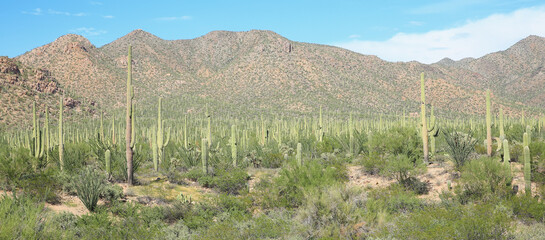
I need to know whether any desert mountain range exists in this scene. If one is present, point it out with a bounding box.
[2,29,544,125]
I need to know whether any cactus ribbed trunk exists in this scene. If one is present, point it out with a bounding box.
[499,108,505,139]
[202,138,208,174]
[349,112,354,155]
[319,106,323,142]
[503,139,510,165]
[296,142,302,166]
[105,149,111,179]
[420,73,429,164]
[126,45,134,185]
[231,125,237,167]
[486,89,492,157]
[523,146,531,195]
[58,94,64,171]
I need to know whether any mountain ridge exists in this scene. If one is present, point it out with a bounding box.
[8,29,545,124]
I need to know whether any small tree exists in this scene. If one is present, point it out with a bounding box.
[443,129,477,170]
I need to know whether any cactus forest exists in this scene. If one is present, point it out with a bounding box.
[2,2,545,238]
[1,43,544,239]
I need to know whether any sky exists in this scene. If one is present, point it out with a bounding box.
[1,0,545,63]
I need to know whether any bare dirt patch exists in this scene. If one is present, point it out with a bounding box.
[347,166,395,189]
[418,163,454,201]
[45,193,91,216]
[347,162,455,201]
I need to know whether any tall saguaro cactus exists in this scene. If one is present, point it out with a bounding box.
[486,89,492,157]
[126,45,135,185]
[58,94,64,171]
[319,106,323,142]
[202,138,208,174]
[503,139,510,165]
[499,108,505,139]
[296,142,302,166]
[420,73,429,164]
[156,97,170,166]
[524,146,531,195]
[231,125,237,167]
[429,105,438,155]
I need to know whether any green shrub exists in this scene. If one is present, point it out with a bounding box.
[18,168,61,203]
[255,160,347,209]
[182,166,204,181]
[511,143,523,162]
[384,203,512,239]
[75,166,105,212]
[513,223,545,240]
[508,195,545,222]
[163,220,191,240]
[367,185,425,215]
[368,126,423,163]
[361,152,385,175]
[212,167,249,194]
[0,195,45,239]
[295,185,367,239]
[456,157,513,204]
[213,194,252,220]
[242,210,297,239]
[101,184,124,203]
[0,146,33,191]
[506,124,525,143]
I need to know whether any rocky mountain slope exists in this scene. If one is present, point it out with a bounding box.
[11,30,545,121]
[0,57,94,126]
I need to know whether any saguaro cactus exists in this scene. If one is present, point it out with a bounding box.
[156,97,170,165]
[523,146,531,195]
[499,108,505,139]
[59,94,64,171]
[503,139,510,166]
[319,106,323,142]
[126,45,135,185]
[349,112,354,155]
[429,105,438,155]
[202,138,208,174]
[296,142,302,166]
[486,89,492,157]
[105,149,111,179]
[420,72,429,164]
[231,125,237,167]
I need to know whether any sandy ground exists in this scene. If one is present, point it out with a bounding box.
[347,162,454,201]
[44,193,91,216]
[347,161,541,201]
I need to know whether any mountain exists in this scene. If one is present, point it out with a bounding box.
[11,29,545,123]
[0,56,94,126]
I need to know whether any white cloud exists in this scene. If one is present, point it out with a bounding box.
[23,8,86,17]
[70,27,107,36]
[48,9,86,16]
[335,6,545,63]
[22,8,43,15]
[348,34,360,39]
[408,21,424,26]
[155,16,192,21]
[90,1,103,5]
[103,15,114,19]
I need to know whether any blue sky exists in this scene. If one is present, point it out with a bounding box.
[1,0,544,63]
